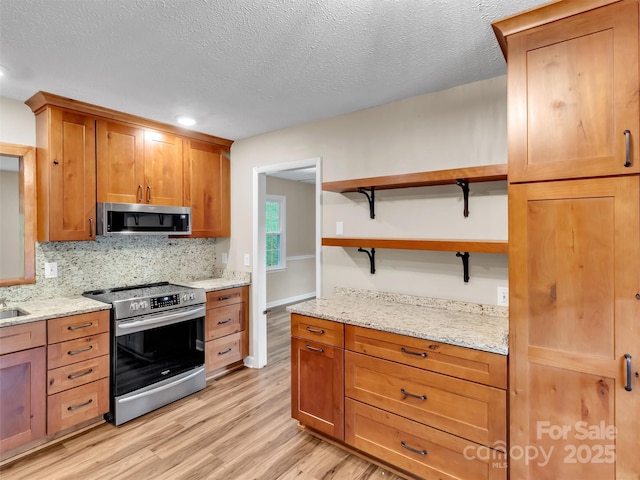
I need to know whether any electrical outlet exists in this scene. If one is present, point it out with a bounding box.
[336,221,344,236]
[44,262,58,278]
[243,253,250,267]
[222,252,228,264]
[497,287,509,306]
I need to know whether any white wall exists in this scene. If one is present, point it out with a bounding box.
[0,97,36,146]
[266,176,316,307]
[229,76,508,305]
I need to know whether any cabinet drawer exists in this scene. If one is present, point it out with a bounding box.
[47,355,110,395]
[0,321,46,355]
[206,331,246,373]
[48,311,110,343]
[346,399,506,480]
[206,286,247,309]
[346,325,506,389]
[47,378,109,434]
[47,333,110,369]
[291,314,344,348]
[206,303,243,341]
[345,351,506,447]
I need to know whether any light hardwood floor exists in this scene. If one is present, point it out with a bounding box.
[1,310,406,480]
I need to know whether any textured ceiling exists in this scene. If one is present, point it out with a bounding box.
[0,0,548,140]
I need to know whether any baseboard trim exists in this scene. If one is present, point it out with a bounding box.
[266,291,316,310]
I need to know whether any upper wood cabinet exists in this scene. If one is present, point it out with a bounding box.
[499,0,640,182]
[27,91,234,240]
[35,107,97,241]
[97,120,183,206]
[184,140,230,237]
[96,120,145,204]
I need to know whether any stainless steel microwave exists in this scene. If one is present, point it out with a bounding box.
[97,202,191,236]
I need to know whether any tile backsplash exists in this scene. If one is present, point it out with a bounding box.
[1,236,218,302]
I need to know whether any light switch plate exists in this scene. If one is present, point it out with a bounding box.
[243,253,250,267]
[45,262,58,278]
[336,221,344,236]
[222,252,228,264]
[497,287,508,306]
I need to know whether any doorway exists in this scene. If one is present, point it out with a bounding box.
[249,157,322,369]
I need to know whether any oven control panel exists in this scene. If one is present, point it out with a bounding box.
[150,294,180,309]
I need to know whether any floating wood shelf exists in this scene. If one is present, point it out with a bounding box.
[322,237,508,254]
[322,164,507,193]
[323,237,508,282]
[323,164,507,218]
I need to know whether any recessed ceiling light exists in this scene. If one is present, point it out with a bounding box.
[176,115,196,126]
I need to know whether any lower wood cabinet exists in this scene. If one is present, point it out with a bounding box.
[46,311,110,435]
[205,286,249,375]
[0,322,47,453]
[291,314,508,480]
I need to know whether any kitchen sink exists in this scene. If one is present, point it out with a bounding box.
[0,308,28,320]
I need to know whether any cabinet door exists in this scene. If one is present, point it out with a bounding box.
[291,336,344,440]
[183,140,230,237]
[507,1,640,182]
[96,120,145,203]
[0,347,46,452]
[40,108,96,241]
[144,130,183,206]
[509,177,640,479]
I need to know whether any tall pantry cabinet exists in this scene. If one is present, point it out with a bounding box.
[493,1,640,479]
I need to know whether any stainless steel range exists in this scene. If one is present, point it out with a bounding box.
[83,282,206,425]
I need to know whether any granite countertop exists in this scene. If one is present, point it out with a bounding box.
[288,295,508,355]
[176,278,250,292]
[0,297,111,328]
[1,277,250,328]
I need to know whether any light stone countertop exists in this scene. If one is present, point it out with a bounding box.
[1,277,250,328]
[0,297,111,328]
[176,278,250,292]
[288,296,508,355]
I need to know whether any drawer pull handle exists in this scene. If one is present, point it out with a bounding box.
[218,318,233,325]
[67,398,93,412]
[217,295,233,301]
[218,348,233,356]
[137,185,143,202]
[305,345,324,353]
[68,345,93,356]
[67,368,94,380]
[67,322,93,331]
[401,441,427,456]
[401,388,427,401]
[401,347,427,358]
[306,326,325,335]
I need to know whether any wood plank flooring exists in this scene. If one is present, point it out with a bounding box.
[1,310,406,480]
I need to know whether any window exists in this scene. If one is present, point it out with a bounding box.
[266,194,286,271]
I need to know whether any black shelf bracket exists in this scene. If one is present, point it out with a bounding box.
[456,251,470,283]
[456,179,470,217]
[357,187,375,219]
[357,247,376,274]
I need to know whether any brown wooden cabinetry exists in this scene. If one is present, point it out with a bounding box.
[501,0,639,183]
[184,140,231,237]
[0,322,46,453]
[344,325,507,480]
[34,107,96,241]
[493,1,640,478]
[27,91,234,240]
[291,314,344,440]
[205,286,249,375]
[46,311,110,434]
[508,176,640,479]
[97,120,183,206]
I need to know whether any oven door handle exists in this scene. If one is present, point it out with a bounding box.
[117,367,205,404]
[116,305,205,336]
